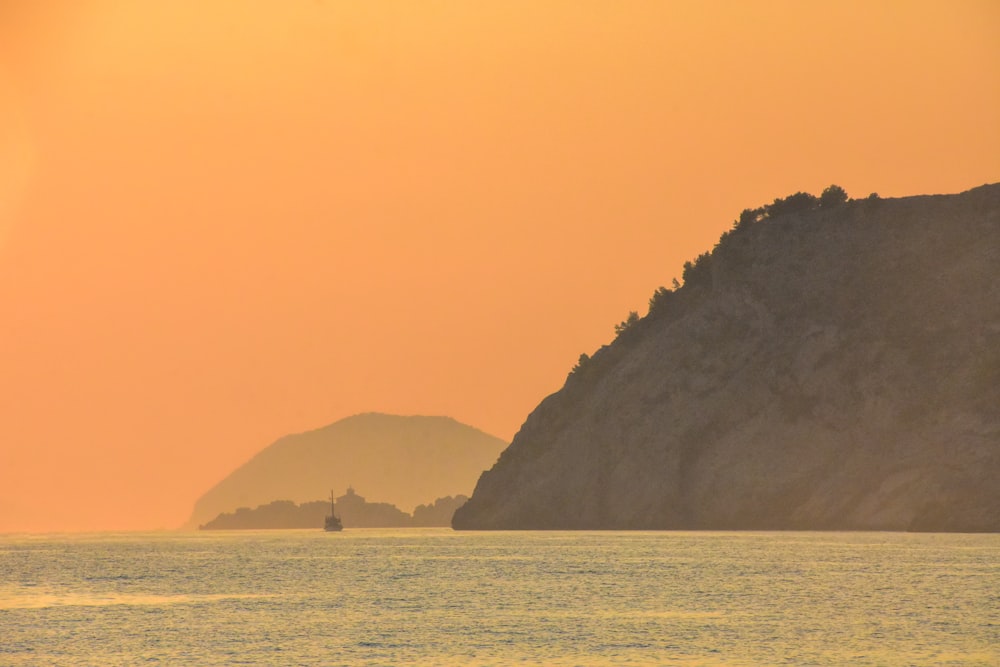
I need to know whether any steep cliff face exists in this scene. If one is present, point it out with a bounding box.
[453,185,1000,531]
[184,413,505,529]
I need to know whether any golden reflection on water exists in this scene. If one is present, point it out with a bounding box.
[0,589,273,610]
[1,530,997,666]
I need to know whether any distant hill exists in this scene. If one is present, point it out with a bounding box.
[198,488,469,529]
[184,413,505,529]
[200,500,331,530]
[454,184,1000,532]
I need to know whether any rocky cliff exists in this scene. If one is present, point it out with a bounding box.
[184,413,505,529]
[453,184,1000,531]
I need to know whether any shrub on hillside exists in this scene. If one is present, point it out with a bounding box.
[614,311,640,336]
[733,207,765,231]
[819,184,849,208]
[648,286,674,315]
[682,252,712,288]
[765,191,819,219]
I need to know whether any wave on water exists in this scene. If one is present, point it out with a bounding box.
[0,588,274,610]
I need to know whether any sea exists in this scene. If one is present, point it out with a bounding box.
[1,530,997,666]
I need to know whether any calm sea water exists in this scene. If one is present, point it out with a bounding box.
[0,530,997,666]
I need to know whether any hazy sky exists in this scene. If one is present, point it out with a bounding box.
[1,1,997,532]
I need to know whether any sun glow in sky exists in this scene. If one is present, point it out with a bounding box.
[1,1,997,532]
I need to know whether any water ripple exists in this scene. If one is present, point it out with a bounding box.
[0,530,997,666]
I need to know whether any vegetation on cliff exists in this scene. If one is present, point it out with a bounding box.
[455,183,1000,532]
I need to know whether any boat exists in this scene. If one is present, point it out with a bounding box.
[324,490,343,532]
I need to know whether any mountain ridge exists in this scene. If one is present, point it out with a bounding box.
[184,413,506,529]
[453,184,1000,531]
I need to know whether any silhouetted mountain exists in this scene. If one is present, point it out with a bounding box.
[198,487,457,529]
[199,500,328,530]
[454,184,1000,532]
[184,413,505,529]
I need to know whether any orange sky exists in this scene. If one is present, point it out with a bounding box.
[1,1,997,532]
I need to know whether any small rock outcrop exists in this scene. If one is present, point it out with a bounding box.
[454,184,1000,532]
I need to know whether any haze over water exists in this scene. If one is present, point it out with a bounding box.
[3,530,997,665]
